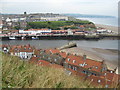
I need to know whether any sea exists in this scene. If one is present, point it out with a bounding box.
[77,17,118,27]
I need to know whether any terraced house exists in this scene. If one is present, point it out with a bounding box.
[31,48,119,88]
[9,44,35,59]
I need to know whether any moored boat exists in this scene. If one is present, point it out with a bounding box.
[9,36,16,40]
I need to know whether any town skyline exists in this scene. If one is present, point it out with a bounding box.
[0,0,119,17]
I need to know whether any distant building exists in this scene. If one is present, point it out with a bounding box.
[19,29,51,35]
[28,13,69,22]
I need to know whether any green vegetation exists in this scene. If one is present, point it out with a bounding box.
[1,53,100,88]
[13,26,20,30]
[27,21,95,30]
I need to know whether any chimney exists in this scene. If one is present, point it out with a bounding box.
[114,67,118,74]
[83,54,86,60]
[101,60,105,64]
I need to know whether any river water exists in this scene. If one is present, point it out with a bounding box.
[1,39,118,50]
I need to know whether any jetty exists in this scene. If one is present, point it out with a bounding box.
[58,42,77,50]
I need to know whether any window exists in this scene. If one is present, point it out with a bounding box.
[72,66,74,70]
[79,64,83,67]
[104,73,107,75]
[110,71,113,73]
[39,62,42,64]
[73,60,76,63]
[68,58,70,61]
[82,70,85,74]
[75,67,77,71]
[68,65,71,69]
[98,80,101,83]
[95,66,98,69]
[54,59,57,62]
[105,85,109,88]
[29,48,31,50]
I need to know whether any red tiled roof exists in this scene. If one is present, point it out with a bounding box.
[45,49,60,54]
[51,64,63,69]
[65,54,103,72]
[45,49,67,58]
[59,51,67,58]
[30,57,39,63]
[37,60,51,66]
[87,74,119,88]
[10,44,34,53]
[10,30,19,32]
[80,25,84,28]
[25,29,49,31]
[87,75,107,87]
[101,71,119,83]
[51,30,67,32]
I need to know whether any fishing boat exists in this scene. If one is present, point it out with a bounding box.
[9,36,16,40]
[32,36,39,40]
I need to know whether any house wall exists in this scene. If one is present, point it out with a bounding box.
[19,52,33,59]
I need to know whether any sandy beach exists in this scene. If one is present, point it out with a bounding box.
[95,24,118,34]
[61,47,118,71]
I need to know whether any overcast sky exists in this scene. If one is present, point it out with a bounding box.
[0,0,119,17]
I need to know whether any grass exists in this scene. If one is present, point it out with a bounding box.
[2,52,99,88]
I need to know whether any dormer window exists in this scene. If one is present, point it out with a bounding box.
[68,58,70,61]
[98,80,101,83]
[29,48,31,50]
[85,64,87,66]
[39,62,42,64]
[68,65,71,69]
[110,71,113,73]
[104,73,107,76]
[75,67,77,71]
[105,85,109,88]
[95,66,98,69]
[79,64,83,67]
[73,60,76,63]
[54,59,57,62]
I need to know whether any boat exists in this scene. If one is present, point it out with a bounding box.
[58,42,77,50]
[9,36,16,40]
[32,36,39,40]
[21,36,26,40]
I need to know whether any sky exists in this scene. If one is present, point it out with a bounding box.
[0,0,119,17]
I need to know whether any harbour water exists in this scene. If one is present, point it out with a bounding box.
[1,39,118,50]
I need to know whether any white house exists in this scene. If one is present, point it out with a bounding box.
[0,21,3,29]
[10,44,34,59]
[40,16,68,21]
[19,29,51,35]
[6,18,11,22]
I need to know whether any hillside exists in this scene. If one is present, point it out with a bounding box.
[1,52,98,88]
[26,21,95,30]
